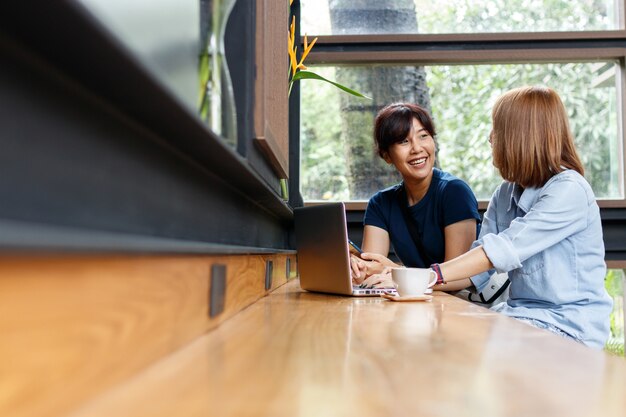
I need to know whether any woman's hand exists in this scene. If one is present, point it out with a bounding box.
[360,252,400,273]
[360,267,396,289]
[350,255,368,285]
[350,252,400,284]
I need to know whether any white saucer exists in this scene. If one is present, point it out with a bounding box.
[381,293,433,302]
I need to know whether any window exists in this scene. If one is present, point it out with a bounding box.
[302,0,620,35]
[297,1,626,207]
[301,62,622,201]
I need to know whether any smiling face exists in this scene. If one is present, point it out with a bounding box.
[383,118,436,184]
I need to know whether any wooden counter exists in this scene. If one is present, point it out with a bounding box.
[70,279,626,417]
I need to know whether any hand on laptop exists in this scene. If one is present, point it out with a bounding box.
[350,252,400,285]
[359,267,396,289]
[350,255,368,285]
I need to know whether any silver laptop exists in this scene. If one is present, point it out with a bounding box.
[294,202,397,297]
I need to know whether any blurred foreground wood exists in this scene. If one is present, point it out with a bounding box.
[0,254,295,417]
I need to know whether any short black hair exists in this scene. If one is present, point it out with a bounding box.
[373,102,436,158]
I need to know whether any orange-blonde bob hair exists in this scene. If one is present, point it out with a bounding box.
[491,86,584,188]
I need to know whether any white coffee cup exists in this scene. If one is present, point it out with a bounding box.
[391,267,437,297]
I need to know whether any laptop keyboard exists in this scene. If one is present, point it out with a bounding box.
[352,286,397,296]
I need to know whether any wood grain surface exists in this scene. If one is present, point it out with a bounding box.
[69,279,626,417]
[0,254,295,417]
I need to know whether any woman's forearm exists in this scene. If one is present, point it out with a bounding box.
[433,278,472,292]
[439,246,493,282]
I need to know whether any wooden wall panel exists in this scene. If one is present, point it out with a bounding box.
[0,253,296,417]
[254,0,290,178]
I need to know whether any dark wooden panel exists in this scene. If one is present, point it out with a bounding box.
[0,1,292,223]
[0,1,298,251]
[0,36,289,250]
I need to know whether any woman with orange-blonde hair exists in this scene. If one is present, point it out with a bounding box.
[363,86,612,348]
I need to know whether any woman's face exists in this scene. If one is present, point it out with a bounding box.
[384,118,435,183]
[489,127,500,169]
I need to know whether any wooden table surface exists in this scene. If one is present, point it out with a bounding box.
[71,279,626,417]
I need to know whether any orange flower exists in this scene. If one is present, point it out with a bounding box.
[287,0,369,99]
[298,34,318,70]
[288,15,298,77]
[288,14,318,76]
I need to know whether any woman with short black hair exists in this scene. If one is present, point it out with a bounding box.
[351,102,481,293]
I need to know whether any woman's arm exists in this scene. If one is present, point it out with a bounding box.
[439,245,493,283]
[432,219,476,292]
[435,178,589,286]
[359,220,481,290]
[361,224,390,255]
[350,225,399,283]
[361,242,490,290]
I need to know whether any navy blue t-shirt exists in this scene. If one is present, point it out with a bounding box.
[363,169,481,268]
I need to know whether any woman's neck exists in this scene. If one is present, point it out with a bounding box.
[403,171,433,206]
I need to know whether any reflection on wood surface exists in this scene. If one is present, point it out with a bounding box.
[70,280,626,417]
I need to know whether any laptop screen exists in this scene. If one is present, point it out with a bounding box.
[294,203,354,295]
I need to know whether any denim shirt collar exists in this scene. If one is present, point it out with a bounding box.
[508,183,540,214]
[508,169,574,213]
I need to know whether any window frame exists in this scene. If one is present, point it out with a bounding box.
[254,0,290,179]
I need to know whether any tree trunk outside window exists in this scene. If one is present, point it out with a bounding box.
[329,0,435,200]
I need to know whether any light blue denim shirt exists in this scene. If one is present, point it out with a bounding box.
[469,170,612,349]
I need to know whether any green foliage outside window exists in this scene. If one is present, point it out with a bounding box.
[301,0,616,35]
[413,0,614,33]
[300,0,621,201]
[605,269,625,356]
[301,62,619,201]
[428,62,618,200]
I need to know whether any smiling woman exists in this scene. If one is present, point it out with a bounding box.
[350,103,481,295]
[381,118,436,190]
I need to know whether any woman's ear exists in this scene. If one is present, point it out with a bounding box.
[382,152,392,164]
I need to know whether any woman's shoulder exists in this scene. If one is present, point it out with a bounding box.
[368,183,403,205]
[434,169,476,197]
[541,169,594,202]
[365,183,403,222]
[435,169,470,187]
[545,169,588,187]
